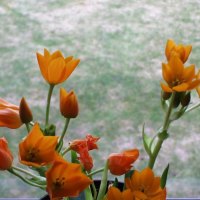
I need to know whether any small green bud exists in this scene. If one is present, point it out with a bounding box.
[162,91,172,100]
[181,92,191,107]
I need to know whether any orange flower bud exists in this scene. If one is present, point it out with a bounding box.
[0,137,13,170]
[0,98,22,129]
[36,49,80,85]
[60,88,79,118]
[19,97,33,124]
[108,149,139,176]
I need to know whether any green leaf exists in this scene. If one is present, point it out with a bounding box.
[71,150,79,163]
[161,164,170,189]
[142,124,152,156]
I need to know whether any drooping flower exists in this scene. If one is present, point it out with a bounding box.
[36,49,80,85]
[161,56,200,92]
[165,39,192,63]
[108,149,139,176]
[46,154,92,199]
[19,97,33,124]
[60,88,79,118]
[70,139,93,171]
[19,123,58,167]
[126,168,167,200]
[0,98,22,129]
[85,134,100,150]
[0,137,13,170]
[104,186,134,200]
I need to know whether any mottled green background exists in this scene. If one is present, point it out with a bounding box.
[0,0,200,198]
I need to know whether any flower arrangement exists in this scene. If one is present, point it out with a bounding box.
[0,39,200,200]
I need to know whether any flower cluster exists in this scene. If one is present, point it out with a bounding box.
[0,40,200,200]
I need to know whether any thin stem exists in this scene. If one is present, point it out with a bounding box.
[25,123,30,132]
[87,168,104,176]
[45,84,54,127]
[186,102,200,113]
[57,118,70,152]
[8,169,46,190]
[61,147,71,156]
[96,161,108,200]
[12,166,46,182]
[148,92,176,169]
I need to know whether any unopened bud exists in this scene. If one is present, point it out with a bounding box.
[181,92,191,107]
[173,92,184,108]
[19,97,33,123]
[162,91,172,100]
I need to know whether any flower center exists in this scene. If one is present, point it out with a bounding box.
[53,177,66,190]
[26,148,40,162]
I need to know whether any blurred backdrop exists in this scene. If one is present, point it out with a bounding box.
[0,0,200,198]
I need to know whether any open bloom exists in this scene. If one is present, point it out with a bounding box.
[104,186,134,200]
[126,168,166,200]
[37,49,80,85]
[0,98,22,129]
[19,123,58,167]
[161,56,200,92]
[165,39,192,63]
[0,137,13,170]
[46,154,92,199]
[108,149,139,176]
[60,88,79,118]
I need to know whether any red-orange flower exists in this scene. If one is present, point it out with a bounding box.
[0,98,22,129]
[104,186,134,200]
[37,49,80,85]
[161,56,200,92]
[126,168,166,200]
[69,134,99,171]
[108,149,139,176]
[0,137,13,170]
[46,154,92,199]
[165,39,192,63]
[60,88,79,118]
[19,123,58,167]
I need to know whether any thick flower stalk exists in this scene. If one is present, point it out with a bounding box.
[125,168,166,200]
[46,154,92,199]
[36,49,80,85]
[19,123,58,167]
[108,149,139,176]
[0,137,13,170]
[0,98,22,129]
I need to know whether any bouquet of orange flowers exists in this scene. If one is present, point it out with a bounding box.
[0,39,200,200]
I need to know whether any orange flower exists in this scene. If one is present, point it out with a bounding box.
[0,137,13,170]
[60,88,79,118]
[46,154,92,199]
[104,186,134,200]
[165,39,192,63]
[19,123,58,167]
[108,149,139,176]
[0,98,22,129]
[126,168,167,200]
[161,56,200,92]
[36,49,80,85]
[196,70,200,97]
[19,97,33,124]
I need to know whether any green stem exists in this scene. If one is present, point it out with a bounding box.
[87,168,104,176]
[186,102,200,113]
[8,168,46,190]
[96,161,108,200]
[61,147,71,156]
[57,118,70,152]
[25,123,30,132]
[148,92,176,169]
[45,84,54,127]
